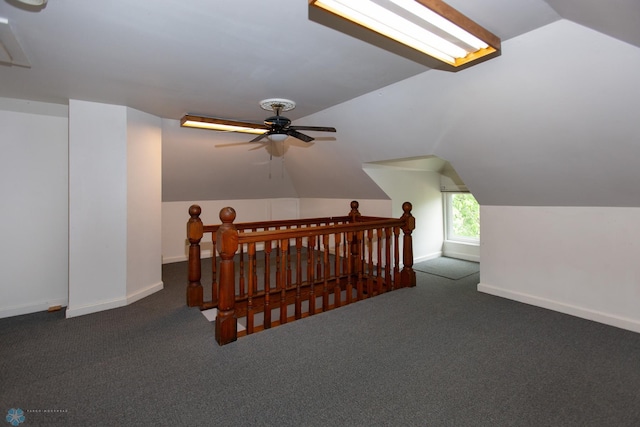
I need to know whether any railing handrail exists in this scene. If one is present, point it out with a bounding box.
[202,214,392,234]
[186,200,416,346]
[235,217,405,244]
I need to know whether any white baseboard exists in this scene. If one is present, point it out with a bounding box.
[0,297,68,319]
[66,297,127,319]
[163,242,294,264]
[163,255,188,264]
[163,251,213,264]
[478,282,640,334]
[127,281,163,305]
[66,281,164,318]
[413,251,443,264]
[443,251,480,262]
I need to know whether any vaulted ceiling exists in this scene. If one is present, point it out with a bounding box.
[2,0,640,206]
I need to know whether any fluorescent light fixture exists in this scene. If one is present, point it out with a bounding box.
[15,0,47,5]
[309,0,500,67]
[180,115,267,135]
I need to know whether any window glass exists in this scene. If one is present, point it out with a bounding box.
[445,193,480,243]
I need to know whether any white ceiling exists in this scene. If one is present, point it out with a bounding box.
[0,0,609,122]
[3,0,640,206]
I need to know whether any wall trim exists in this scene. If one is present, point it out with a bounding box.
[163,255,188,264]
[0,297,69,319]
[66,296,127,319]
[413,251,442,264]
[443,251,480,262]
[163,243,268,265]
[66,281,164,318]
[127,281,164,305]
[478,282,640,334]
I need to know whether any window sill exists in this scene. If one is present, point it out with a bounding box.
[444,239,479,247]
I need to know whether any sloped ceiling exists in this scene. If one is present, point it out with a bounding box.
[311,19,640,207]
[1,0,640,205]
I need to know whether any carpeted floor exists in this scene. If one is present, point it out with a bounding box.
[413,256,479,279]
[1,259,639,426]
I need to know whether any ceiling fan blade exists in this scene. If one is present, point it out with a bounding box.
[249,143,268,151]
[289,125,336,132]
[250,133,269,143]
[215,141,255,148]
[287,129,314,143]
[181,114,269,134]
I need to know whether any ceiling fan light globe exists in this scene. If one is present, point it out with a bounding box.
[268,134,288,142]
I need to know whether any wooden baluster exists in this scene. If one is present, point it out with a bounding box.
[187,205,204,307]
[286,228,292,288]
[315,234,322,279]
[333,231,342,308]
[355,231,364,300]
[345,231,353,304]
[238,243,245,298]
[393,226,401,289]
[376,227,383,294]
[322,233,330,311]
[275,239,281,289]
[307,236,316,315]
[341,231,348,274]
[211,239,218,307]
[253,242,258,290]
[385,227,392,291]
[215,207,238,346]
[247,242,256,335]
[400,201,416,288]
[348,201,361,276]
[342,233,353,304]
[366,228,374,296]
[279,238,289,325]
[295,237,303,319]
[264,240,272,329]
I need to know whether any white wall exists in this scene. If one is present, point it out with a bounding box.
[68,100,163,318]
[162,119,301,201]
[0,99,69,318]
[299,198,391,219]
[162,198,300,263]
[363,165,443,262]
[479,206,640,333]
[442,240,480,263]
[68,100,128,317]
[126,107,163,304]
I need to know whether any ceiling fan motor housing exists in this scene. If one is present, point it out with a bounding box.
[264,115,291,131]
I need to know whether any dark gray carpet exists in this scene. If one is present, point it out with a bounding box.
[1,259,640,426]
[413,256,480,279]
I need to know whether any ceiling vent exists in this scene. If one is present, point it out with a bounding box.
[0,18,31,68]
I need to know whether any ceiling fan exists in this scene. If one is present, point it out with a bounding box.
[181,98,336,143]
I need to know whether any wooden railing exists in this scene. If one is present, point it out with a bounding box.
[186,201,415,345]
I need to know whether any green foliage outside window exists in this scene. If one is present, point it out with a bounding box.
[451,193,480,239]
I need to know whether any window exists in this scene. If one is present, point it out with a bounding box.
[445,192,480,244]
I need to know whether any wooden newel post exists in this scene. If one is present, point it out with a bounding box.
[348,200,361,223]
[215,207,239,345]
[400,202,416,287]
[187,205,204,307]
[348,200,362,275]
